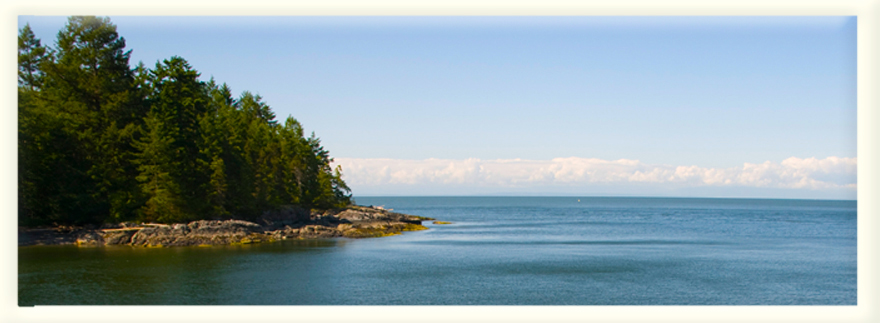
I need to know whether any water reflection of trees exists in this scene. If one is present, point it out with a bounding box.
[19,240,348,305]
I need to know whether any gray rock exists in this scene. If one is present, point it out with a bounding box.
[102,230,137,245]
[259,205,311,230]
[75,231,104,245]
[19,205,433,247]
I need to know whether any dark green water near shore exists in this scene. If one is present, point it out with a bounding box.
[19,197,856,305]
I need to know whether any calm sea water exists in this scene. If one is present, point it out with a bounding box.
[18,197,857,305]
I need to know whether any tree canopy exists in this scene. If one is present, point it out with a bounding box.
[18,17,352,226]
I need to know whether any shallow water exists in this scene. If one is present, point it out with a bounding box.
[18,196,856,305]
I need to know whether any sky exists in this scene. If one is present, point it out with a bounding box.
[17,16,857,199]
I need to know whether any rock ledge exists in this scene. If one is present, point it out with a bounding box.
[19,206,435,247]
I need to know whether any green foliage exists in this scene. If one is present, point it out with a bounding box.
[19,16,144,225]
[132,56,211,223]
[18,16,352,226]
[18,24,47,90]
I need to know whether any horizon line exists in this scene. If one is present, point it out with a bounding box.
[351,195,857,202]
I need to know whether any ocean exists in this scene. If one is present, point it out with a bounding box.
[18,196,856,305]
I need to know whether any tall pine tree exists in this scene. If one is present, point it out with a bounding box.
[20,16,147,225]
[135,57,210,222]
[18,23,47,91]
[19,16,352,226]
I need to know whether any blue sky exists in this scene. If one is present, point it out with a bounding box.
[18,16,857,199]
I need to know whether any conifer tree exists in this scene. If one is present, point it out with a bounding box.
[20,16,147,224]
[19,16,352,226]
[18,24,47,91]
[200,80,237,218]
[135,56,210,222]
[134,112,183,222]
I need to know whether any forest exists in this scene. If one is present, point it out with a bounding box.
[18,16,352,226]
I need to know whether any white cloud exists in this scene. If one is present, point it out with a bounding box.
[332,156,857,191]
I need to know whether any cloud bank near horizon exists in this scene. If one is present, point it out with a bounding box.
[332,156,856,196]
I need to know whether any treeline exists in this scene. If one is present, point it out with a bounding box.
[18,16,351,226]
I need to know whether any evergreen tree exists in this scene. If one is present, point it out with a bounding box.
[20,16,147,225]
[134,56,210,222]
[278,117,307,205]
[19,16,352,226]
[18,23,47,91]
[236,93,281,219]
[300,134,351,209]
[134,112,183,222]
[200,80,237,218]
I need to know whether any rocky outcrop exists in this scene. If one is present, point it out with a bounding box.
[126,220,265,247]
[18,206,436,247]
[102,229,138,245]
[327,206,431,224]
[257,205,313,231]
[264,206,434,240]
[18,226,103,246]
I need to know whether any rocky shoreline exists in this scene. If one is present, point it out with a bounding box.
[18,206,434,247]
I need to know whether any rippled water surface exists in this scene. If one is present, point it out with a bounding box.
[19,197,856,305]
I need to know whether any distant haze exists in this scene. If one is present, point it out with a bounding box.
[335,156,856,199]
